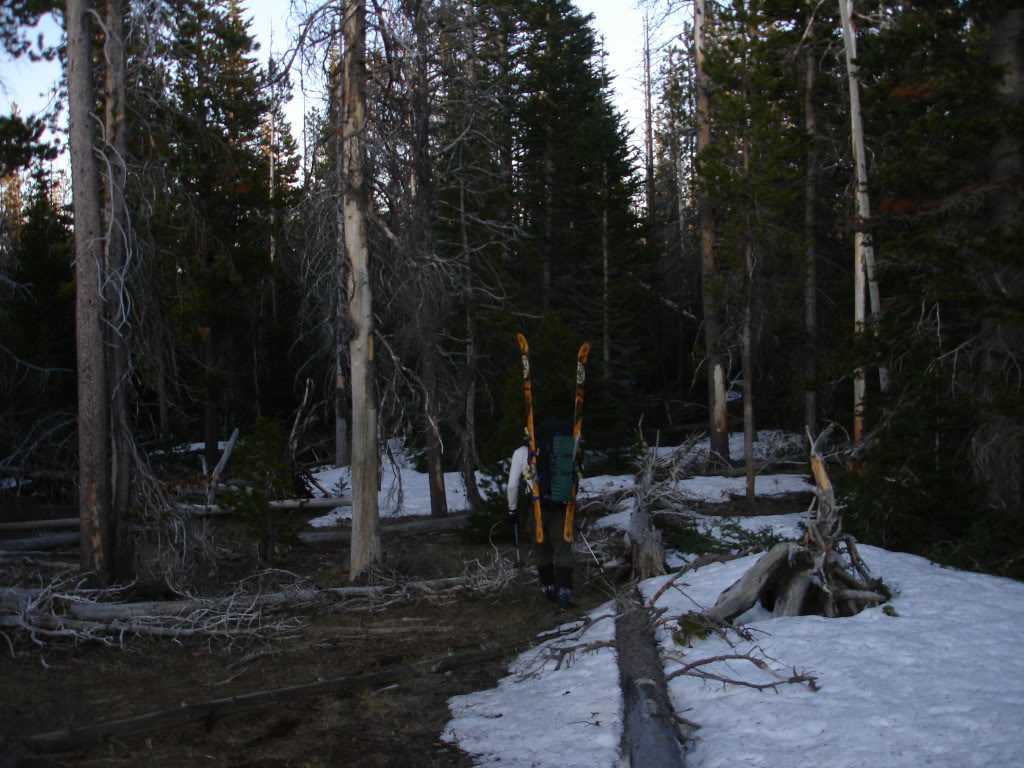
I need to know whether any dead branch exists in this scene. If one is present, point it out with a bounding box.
[206,427,240,507]
[287,378,314,467]
[664,651,818,691]
[515,611,619,680]
[542,638,617,671]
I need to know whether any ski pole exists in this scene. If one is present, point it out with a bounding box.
[576,521,603,572]
[511,513,522,567]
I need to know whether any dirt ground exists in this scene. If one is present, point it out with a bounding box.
[1,518,618,768]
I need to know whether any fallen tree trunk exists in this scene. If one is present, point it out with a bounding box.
[185,496,353,518]
[26,645,508,753]
[704,542,811,623]
[616,586,688,767]
[0,497,352,530]
[0,518,80,532]
[0,533,80,552]
[298,513,469,545]
[0,576,471,622]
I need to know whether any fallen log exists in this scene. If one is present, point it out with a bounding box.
[0,532,80,552]
[0,576,472,622]
[26,645,508,753]
[184,496,353,518]
[298,513,469,545]
[0,497,352,530]
[0,518,80,532]
[704,542,811,624]
[616,586,688,767]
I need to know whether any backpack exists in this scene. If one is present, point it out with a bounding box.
[536,417,577,503]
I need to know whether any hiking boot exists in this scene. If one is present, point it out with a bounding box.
[542,584,558,603]
[557,587,576,610]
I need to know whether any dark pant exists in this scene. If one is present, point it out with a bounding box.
[527,501,574,589]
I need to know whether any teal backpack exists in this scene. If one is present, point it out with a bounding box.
[537,418,576,503]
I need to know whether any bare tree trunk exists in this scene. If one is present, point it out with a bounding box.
[643,13,655,224]
[423,350,448,518]
[410,0,446,520]
[740,110,755,508]
[803,48,818,437]
[602,166,611,383]
[343,0,381,580]
[104,0,131,528]
[742,240,755,508]
[838,0,889,447]
[695,0,729,462]
[203,312,220,471]
[67,0,114,584]
[457,185,483,514]
[542,142,553,311]
[333,27,350,470]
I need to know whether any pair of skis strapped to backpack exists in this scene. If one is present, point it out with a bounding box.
[516,333,591,543]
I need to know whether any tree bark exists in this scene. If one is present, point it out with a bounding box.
[457,187,484,515]
[803,48,819,437]
[616,586,687,767]
[424,350,449,518]
[695,0,729,462]
[642,14,655,225]
[741,242,755,508]
[67,0,114,585]
[103,0,132,526]
[334,23,351,470]
[343,0,382,580]
[741,116,755,508]
[838,0,889,447]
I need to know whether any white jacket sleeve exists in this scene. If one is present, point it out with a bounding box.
[506,445,529,511]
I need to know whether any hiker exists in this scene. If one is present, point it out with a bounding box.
[507,416,579,609]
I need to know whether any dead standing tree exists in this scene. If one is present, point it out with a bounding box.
[703,425,886,624]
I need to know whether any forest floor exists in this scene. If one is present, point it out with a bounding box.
[1,494,805,768]
[1,513,615,768]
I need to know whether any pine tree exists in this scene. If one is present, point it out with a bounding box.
[162,0,276,461]
[841,1,1024,576]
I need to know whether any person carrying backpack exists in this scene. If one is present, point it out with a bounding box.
[506,416,580,609]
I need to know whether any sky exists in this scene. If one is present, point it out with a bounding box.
[299,429,1024,768]
[0,1,653,157]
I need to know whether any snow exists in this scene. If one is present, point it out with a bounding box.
[305,463,471,526]
[444,534,1024,767]
[299,431,1024,767]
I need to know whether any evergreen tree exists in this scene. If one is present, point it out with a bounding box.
[841,0,1024,577]
[1,165,75,420]
[140,0,282,458]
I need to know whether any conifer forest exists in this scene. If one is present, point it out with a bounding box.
[1,0,1022,590]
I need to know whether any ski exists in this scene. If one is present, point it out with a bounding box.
[515,333,545,543]
[564,342,591,542]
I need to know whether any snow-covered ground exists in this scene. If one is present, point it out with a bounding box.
[445,539,1024,768]
[298,432,1024,767]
